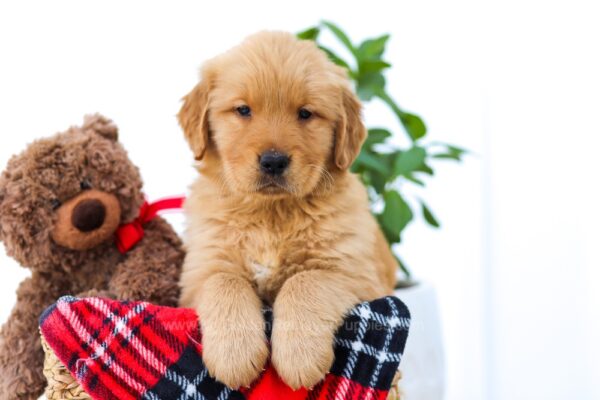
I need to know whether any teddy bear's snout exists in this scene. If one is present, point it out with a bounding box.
[72,199,106,232]
[51,189,121,251]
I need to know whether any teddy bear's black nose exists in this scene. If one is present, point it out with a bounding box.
[71,199,106,232]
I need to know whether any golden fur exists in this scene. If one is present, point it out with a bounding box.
[178,31,398,390]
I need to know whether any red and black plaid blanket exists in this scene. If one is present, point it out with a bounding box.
[40,296,410,400]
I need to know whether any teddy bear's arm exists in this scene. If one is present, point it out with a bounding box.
[75,288,117,299]
[108,217,184,306]
[0,272,70,399]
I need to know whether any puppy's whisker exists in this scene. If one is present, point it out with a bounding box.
[306,164,334,195]
[215,173,230,196]
[216,165,244,196]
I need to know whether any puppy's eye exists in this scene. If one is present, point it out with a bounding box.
[236,105,251,117]
[80,179,92,190]
[50,199,62,210]
[298,108,312,120]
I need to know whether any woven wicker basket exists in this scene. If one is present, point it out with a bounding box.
[41,335,91,399]
[41,334,402,400]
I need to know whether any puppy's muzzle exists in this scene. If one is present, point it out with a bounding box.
[259,151,290,176]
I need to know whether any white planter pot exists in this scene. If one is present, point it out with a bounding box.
[394,282,445,400]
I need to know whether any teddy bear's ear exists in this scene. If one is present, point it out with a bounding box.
[82,114,119,141]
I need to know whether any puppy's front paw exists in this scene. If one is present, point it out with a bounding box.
[271,322,335,390]
[201,324,269,389]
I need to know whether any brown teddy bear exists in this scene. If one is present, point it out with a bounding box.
[0,115,185,399]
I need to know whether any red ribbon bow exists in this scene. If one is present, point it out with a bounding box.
[115,196,185,253]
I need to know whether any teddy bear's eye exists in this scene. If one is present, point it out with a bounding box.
[80,180,92,190]
[50,199,62,210]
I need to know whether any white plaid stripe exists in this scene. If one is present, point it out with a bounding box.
[92,302,145,357]
[85,302,147,375]
[51,296,407,400]
[333,297,409,394]
[142,365,233,400]
[334,338,402,362]
[56,298,148,394]
[334,376,351,400]
[349,306,410,330]
[166,369,206,400]
[216,387,232,400]
[336,302,371,400]
[87,298,167,374]
[368,297,400,388]
[143,392,160,400]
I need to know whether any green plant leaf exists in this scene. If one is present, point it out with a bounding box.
[432,153,458,160]
[376,91,427,141]
[318,45,353,73]
[432,144,468,161]
[377,215,397,243]
[379,191,413,242]
[357,72,385,101]
[403,173,426,186]
[357,34,390,61]
[355,149,391,175]
[353,151,394,192]
[297,27,320,41]
[367,170,387,194]
[394,254,411,280]
[393,146,427,176]
[297,21,466,277]
[350,160,362,174]
[321,20,357,57]
[400,112,427,141]
[359,60,392,74]
[420,200,440,228]
[415,162,434,175]
[364,128,392,148]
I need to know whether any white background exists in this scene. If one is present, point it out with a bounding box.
[1,1,599,399]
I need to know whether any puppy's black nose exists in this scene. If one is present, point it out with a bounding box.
[259,151,290,176]
[71,199,106,232]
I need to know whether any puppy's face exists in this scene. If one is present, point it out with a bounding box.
[179,32,366,198]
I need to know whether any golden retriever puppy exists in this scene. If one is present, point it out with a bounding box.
[178,31,398,390]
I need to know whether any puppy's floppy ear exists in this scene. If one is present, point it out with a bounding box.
[178,79,211,161]
[334,86,367,170]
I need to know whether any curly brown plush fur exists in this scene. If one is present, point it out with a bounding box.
[0,115,184,400]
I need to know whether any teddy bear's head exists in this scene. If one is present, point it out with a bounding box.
[0,115,143,272]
